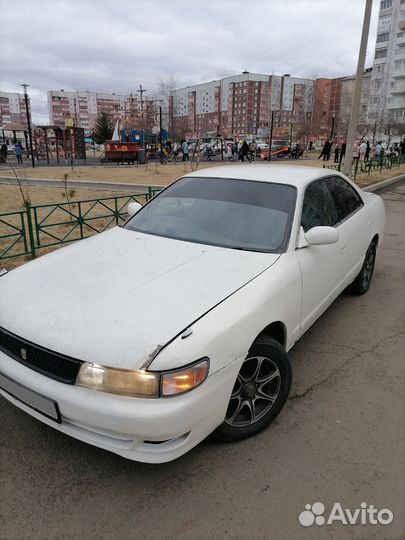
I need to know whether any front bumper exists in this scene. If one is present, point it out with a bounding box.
[0,350,241,463]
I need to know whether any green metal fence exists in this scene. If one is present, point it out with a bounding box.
[323,155,405,179]
[0,187,162,262]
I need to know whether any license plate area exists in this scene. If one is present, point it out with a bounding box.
[0,371,61,423]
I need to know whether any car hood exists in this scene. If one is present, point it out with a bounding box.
[0,228,280,369]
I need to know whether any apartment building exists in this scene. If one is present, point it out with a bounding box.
[0,91,31,131]
[47,90,154,134]
[169,72,315,139]
[338,69,373,135]
[368,0,405,124]
[312,78,343,134]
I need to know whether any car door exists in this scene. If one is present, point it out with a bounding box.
[296,178,342,334]
[323,176,368,286]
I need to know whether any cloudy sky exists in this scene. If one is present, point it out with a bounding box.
[0,0,380,124]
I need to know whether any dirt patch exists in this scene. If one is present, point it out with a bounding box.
[0,158,402,189]
[1,159,403,272]
[0,161,219,186]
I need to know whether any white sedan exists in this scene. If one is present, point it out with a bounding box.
[0,165,385,463]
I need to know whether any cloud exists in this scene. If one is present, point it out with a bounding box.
[0,0,380,124]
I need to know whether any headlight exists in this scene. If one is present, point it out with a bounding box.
[75,358,209,398]
[76,363,160,397]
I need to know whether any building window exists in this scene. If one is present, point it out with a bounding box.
[375,48,387,58]
[377,32,389,42]
[380,0,392,9]
[395,59,405,70]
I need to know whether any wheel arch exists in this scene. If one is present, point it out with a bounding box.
[254,321,287,349]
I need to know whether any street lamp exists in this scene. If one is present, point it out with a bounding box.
[20,84,35,168]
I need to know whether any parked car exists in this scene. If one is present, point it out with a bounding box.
[0,165,385,463]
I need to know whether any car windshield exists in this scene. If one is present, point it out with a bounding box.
[124,176,297,253]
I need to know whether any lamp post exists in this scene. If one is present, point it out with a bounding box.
[21,84,35,168]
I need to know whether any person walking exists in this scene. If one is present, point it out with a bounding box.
[352,141,360,168]
[181,140,189,162]
[0,143,7,164]
[15,143,24,164]
[365,140,370,161]
[334,144,340,163]
[339,140,347,166]
[249,140,257,161]
[359,140,367,170]
[240,140,251,162]
[375,141,382,163]
[318,140,331,161]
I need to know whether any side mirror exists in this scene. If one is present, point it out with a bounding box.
[305,226,339,246]
[127,202,142,217]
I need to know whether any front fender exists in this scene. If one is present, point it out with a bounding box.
[150,252,302,374]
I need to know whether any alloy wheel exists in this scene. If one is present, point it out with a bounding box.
[225,356,281,427]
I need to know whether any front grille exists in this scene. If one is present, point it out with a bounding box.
[0,327,83,384]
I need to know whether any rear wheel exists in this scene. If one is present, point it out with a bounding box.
[347,240,377,295]
[215,336,292,442]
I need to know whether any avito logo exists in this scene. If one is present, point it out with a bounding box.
[299,502,393,527]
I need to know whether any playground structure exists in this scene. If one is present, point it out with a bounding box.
[32,126,86,164]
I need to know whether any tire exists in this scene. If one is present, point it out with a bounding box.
[347,240,377,296]
[215,336,292,442]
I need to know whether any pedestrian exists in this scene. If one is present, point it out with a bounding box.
[400,138,405,158]
[181,140,189,162]
[365,140,370,161]
[334,145,340,163]
[359,140,367,170]
[0,142,7,164]
[318,140,331,161]
[249,140,257,161]
[352,141,360,167]
[15,143,24,164]
[240,140,251,162]
[375,141,382,163]
[226,143,233,161]
[340,140,347,162]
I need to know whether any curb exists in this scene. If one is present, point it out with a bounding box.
[363,173,405,192]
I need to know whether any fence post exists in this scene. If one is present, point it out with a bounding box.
[147,186,153,202]
[25,201,36,259]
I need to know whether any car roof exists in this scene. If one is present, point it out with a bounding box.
[183,164,339,188]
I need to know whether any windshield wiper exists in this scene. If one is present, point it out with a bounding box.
[229,246,265,252]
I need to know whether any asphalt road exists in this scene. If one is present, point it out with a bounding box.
[0,182,404,540]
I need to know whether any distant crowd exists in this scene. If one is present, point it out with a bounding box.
[317,138,405,169]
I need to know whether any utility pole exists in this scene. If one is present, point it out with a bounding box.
[21,84,35,168]
[268,110,276,162]
[137,84,146,117]
[159,105,163,151]
[342,0,373,176]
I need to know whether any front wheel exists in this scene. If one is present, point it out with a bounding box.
[347,240,377,295]
[215,336,292,442]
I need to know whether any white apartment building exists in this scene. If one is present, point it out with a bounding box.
[170,71,314,138]
[47,90,145,133]
[368,0,405,124]
[0,91,31,131]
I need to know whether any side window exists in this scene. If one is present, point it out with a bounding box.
[301,180,338,232]
[325,177,363,223]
